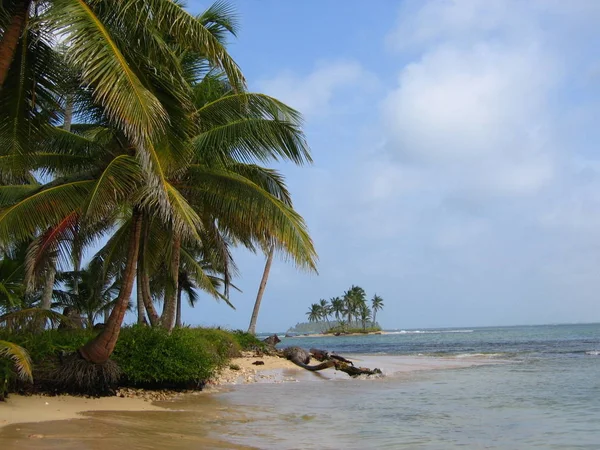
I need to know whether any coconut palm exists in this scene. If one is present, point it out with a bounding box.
[247,244,273,335]
[371,294,384,325]
[318,298,332,329]
[0,2,317,365]
[330,296,344,325]
[52,268,122,329]
[359,304,372,331]
[306,303,321,324]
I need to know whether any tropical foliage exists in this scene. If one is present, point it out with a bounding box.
[0,0,316,390]
[300,286,384,333]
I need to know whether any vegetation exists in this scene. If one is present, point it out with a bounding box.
[0,1,315,395]
[0,326,260,394]
[301,286,384,334]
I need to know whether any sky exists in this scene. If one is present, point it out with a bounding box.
[177,0,600,332]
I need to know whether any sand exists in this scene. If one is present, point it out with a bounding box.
[0,353,299,430]
[208,352,303,385]
[0,394,163,429]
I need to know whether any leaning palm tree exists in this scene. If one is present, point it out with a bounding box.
[247,244,273,335]
[371,294,384,325]
[0,2,317,367]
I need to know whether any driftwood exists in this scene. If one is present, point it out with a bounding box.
[282,347,381,377]
[263,334,281,347]
[310,348,354,366]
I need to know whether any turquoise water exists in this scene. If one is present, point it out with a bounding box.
[221,324,600,449]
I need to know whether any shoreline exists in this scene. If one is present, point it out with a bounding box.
[0,352,501,433]
[0,352,300,431]
[287,330,385,338]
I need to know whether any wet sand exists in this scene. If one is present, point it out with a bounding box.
[0,355,499,449]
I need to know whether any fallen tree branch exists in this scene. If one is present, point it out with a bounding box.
[282,346,381,377]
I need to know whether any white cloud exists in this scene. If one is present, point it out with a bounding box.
[381,2,564,198]
[257,60,374,117]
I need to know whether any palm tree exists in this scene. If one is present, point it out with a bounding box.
[306,303,321,324]
[330,296,344,326]
[0,1,244,363]
[371,294,384,326]
[0,2,317,365]
[248,244,273,335]
[318,298,332,330]
[52,268,122,329]
[359,304,372,331]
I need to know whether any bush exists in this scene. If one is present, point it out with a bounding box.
[0,326,244,393]
[113,326,239,388]
[0,329,97,362]
[231,330,267,351]
[0,329,99,395]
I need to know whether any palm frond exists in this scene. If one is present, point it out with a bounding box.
[183,166,317,270]
[46,0,168,144]
[0,340,33,382]
[193,117,311,166]
[0,307,69,331]
[0,180,94,246]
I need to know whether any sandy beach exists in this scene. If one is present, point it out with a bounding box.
[0,352,299,431]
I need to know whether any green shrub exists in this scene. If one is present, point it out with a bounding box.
[0,329,96,362]
[231,330,266,351]
[0,326,243,392]
[113,326,238,388]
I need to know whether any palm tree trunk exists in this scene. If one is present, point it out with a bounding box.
[63,95,74,132]
[137,218,159,327]
[247,245,274,335]
[79,210,142,364]
[175,283,183,328]
[0,0,30,88]
[140,266,159,326]
[160,233,180,332]
[40,265,55,310]
[136,276,146,325]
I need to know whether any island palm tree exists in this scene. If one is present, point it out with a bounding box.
[359,304,372,331]
[371,294,384,325]
[319,298,332,330]
[330,296,344,325]
[306,303,321,325]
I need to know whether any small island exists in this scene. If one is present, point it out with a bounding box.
[287,285,384,336]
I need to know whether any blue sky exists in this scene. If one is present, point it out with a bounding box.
[176,0,600,332]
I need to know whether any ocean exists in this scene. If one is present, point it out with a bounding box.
[2,323,600,449]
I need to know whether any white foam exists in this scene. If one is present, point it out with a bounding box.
[585,350,600,356]
[454,353,504,359]
[386,329,474,335]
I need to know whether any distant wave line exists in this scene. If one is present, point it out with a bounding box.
[385,329,475,335]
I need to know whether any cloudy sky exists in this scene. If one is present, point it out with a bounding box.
[182,0,600,332]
